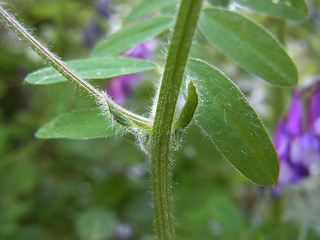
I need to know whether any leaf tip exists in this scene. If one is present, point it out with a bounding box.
[34,129,46,139]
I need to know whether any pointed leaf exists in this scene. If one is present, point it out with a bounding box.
[92,17,173,56]
[25,57,157,85]
[36,109,121,139]
[187,59,280,186]
[199,8,298,86]
[127,0,175,21]
[234,0,309,20]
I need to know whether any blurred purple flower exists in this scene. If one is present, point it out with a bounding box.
[273,84,320,196]
[308,83,320,134]
[286,91,303,136]
[83,0,112,48]
[96,0,112,18]
[113,223,133,239]
[83,0,154,105]
[107,41,155,105]
[83,20,103,48]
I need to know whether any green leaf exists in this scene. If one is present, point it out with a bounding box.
[35,109,121,139]
[75,207,117,240]
[209,195,246,233]
[172,80,199,149]
[208,0,230,7]
[25,57,157,85]
[92,17,173,56]
[186,59,280,186]
[127,0,175,21]
[233,0,309,20]
[199,8,298,86]
[173,80,199,131]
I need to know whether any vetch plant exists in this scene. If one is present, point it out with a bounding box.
[0,0,309,239]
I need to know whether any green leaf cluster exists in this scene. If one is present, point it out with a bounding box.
[20,0,310,186]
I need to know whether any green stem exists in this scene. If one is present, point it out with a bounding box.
[277,18,287,45]
[299,219,309,240]
[0,5,100,99]
[150,0,203,239]
[0,5,152,131]
[269,18,289,130]
[271,196,283,221]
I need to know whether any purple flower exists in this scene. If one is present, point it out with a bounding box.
[286,91,303,136]
[273,85,320,196]
[107,73,142,105]
[96,0,112,18]
[107,41,155,105]
[124,42,154,60]
[308,83,320,134]
[83,0,112,48]
[83,20,103,48]
[83,0,154,104]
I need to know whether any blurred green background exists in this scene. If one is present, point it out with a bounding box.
[1,0,320,239]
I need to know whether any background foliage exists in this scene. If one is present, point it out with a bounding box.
[0,0,320,239]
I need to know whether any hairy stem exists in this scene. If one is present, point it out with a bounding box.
[0,5,100,98]
[150,0,203,239]
[0,5,152,130]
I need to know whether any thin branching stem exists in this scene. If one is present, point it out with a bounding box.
[0,5,152,130]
